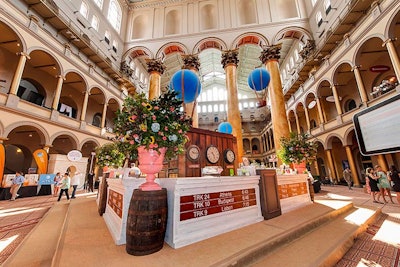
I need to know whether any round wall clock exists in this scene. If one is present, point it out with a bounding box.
[206,145,220,164]
[187,145,200,161]
[223,149,235,164]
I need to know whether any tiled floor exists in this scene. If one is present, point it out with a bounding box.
[0,186,399,266]
[0,194,58,265]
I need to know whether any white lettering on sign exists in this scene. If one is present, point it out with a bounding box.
[221,206,233,212]
[219,192,232,198]
[218,198,234,205]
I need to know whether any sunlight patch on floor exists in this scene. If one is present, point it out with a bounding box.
[314,199,352,210]
[0,207,45,218]
[344,207,375,226]
[0,235,18,253]
[372,219,400,247]
[356,258,383,267]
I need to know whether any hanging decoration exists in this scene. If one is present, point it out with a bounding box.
[169,69,202,104]
[248,68,271,107]
[218,122,233,134]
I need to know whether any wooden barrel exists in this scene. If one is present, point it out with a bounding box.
[126,188,168,256]
[97,176,108,216]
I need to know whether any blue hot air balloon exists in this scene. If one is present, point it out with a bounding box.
[248,68,271,91]
[218,122,233,134]
[169,69,202,103]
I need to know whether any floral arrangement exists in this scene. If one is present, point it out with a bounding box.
[113,90,192,160]
[95,142,125,168]
[277,132,318,164]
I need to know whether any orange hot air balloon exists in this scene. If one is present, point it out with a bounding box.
[33,149,48,174]
[0,144,4,186]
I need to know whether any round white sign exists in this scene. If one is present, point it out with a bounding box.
[67,150,82,162]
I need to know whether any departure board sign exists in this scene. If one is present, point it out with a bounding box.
[108,189,123,218]
[278,182,308,199]
[180,188,257,221]
[353,93,400,156]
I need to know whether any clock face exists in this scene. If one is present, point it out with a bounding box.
[224,149,235,163]
[187,145,200,161]
[206,146,220,164]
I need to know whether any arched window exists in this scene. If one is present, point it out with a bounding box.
[112,40,118,53]
[17,79,45,106]
[219,104,225,112]
[80,1,89,18]
[214,117,219,123]
[207,104,212,113]
[310,119,317,129]
[104,30,110,44]
[91,15,99,31]
[107,0,122,32]
[93,0,103,9]
[324,0,332,14]
[316,11,323,27]
[213,104,219,112]
[92,113,102,127]
[344,99,357,112]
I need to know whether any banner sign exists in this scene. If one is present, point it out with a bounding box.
[38,174,56,185]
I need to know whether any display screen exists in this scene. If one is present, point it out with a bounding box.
[353,93,400,156]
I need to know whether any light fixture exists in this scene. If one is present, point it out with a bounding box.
[308,100,316,109]
[326,96,342,102]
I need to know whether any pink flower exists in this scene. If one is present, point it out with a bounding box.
[152,115,156,120]
[178,129,182,133]
[170,107,175,111]
[153,106,159,110]
[149,143,158,149]
[162,136,167,141]
[129,140,134,145]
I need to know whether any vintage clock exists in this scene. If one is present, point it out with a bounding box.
[187,145,200,161]
[223,149,235,164]
[206,145,220,164]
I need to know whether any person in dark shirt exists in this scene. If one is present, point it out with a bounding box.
[388,165,400,205]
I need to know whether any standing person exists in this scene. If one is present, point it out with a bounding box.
[70,172,80,199]
[58,173,70,201]
[10,171,25,201]
[87,171,94,192]
[388,165,400,204]
[53,172,62,197]
[366,167,382,203]
[343,167,352,190]
[375,165,394,204]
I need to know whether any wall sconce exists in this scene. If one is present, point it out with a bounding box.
[326,96,342,102]
[308,100,317,109]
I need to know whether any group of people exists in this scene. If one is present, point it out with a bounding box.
[53,171,95,201]
[365,165,400,204]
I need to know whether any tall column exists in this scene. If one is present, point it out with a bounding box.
[316,97,325,124]
[221,50,244,162]
[383,39,400,80]
[52,75,65,110]
[376,154,388,172]
[146,59,165,100]
[9,52,30,95]
[101,102,108,128]
[294,112,300,133]
[182,54,201,127]
[352,66,368,104]
[80,90,90,121]
[331,85,342,116]
[304,107,311,132]
[260,45,290,165]
[345,146,361,187]
[325,149,337,183]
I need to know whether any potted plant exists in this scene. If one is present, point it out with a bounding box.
[95,142,125,171]
[113,90,192,190]
[277,132,318,173]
